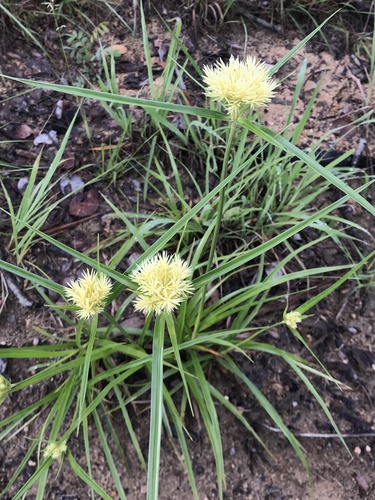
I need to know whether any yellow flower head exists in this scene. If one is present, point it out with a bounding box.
[284,310,302,329]
[130,252,194,315]
[65,270,112,319]
[0,375,11,404]
[44,441,67,460]
[203,55,278,120]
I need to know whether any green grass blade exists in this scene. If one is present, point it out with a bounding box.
[239,119,375,217]
[220,357,310,476]
[111,383,147,469]
[189,353,225,500]
[194,181,372,288]
[0,3,47,53]
[162,389,199,499]
[11,458,54,500]
[147,314,165,500]
[208,383,275,460]
[270,11,338,75]
[67,451,114,500]
[165,313,193,414]
[92,404,127,500]
[82,406,95,500]
[9,76,223,119]
[77,314,99,429]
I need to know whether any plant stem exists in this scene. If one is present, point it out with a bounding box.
[75,318,84,348]
[192,122,237,338]
[146,313,165,500]
[206,121,237,272]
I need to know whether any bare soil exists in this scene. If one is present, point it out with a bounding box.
[1,1,375,499]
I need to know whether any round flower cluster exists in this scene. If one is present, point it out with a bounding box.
[130,252,194,315]
[44,441,67,460]
[0,375,11,404]
[284,310,302,329]
[65,270,112,319]
[203,55,278,120]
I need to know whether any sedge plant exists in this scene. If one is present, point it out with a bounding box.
[1,10,375,500]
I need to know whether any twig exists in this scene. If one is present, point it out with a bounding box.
[346,67,366,100]
[3,273,33,307]
[236,10,283,33]
[0,247,33,307]
[262,423,375,438]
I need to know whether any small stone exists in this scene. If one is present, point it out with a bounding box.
[17,177,29,195]
[355,474,369,491]
[347,327,358,334]
[0,358,8,374]
[140,485,147,494]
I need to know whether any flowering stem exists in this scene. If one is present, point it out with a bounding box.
[165,312,193,414]
[207,121,236,271]
[192,122,237,338]
[77,314,98,433]
[147,313,165,500]
[75,318,84,348]
[139,312,152,346]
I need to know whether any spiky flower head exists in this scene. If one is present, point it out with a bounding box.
[130,252,194,315]
[284,310,302,329]
[0,375,11,404]
[202,55,278,120]
[44,441,67,460]
[65,270,112,319]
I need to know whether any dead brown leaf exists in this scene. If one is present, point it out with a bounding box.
[14,124,37,139]
[69,189,100,217]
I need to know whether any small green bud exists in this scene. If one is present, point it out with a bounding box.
[44,441,68,460]
[0,375,11,404]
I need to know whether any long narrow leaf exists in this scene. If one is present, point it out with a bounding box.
[147,314,165,500]
[220,357,310,477]
[67,451,114,500]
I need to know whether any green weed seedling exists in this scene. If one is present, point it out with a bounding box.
[0,113,80,265]
[65,22,111,86]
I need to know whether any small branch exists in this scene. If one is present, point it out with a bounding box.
[3,272,33,307]
[346,66,366,100]
[262,423,375,438]
[236,10,283,33]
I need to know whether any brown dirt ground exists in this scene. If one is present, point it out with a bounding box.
[1,1,375,499]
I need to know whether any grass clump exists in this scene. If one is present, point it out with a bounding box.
[0,5,374,500]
